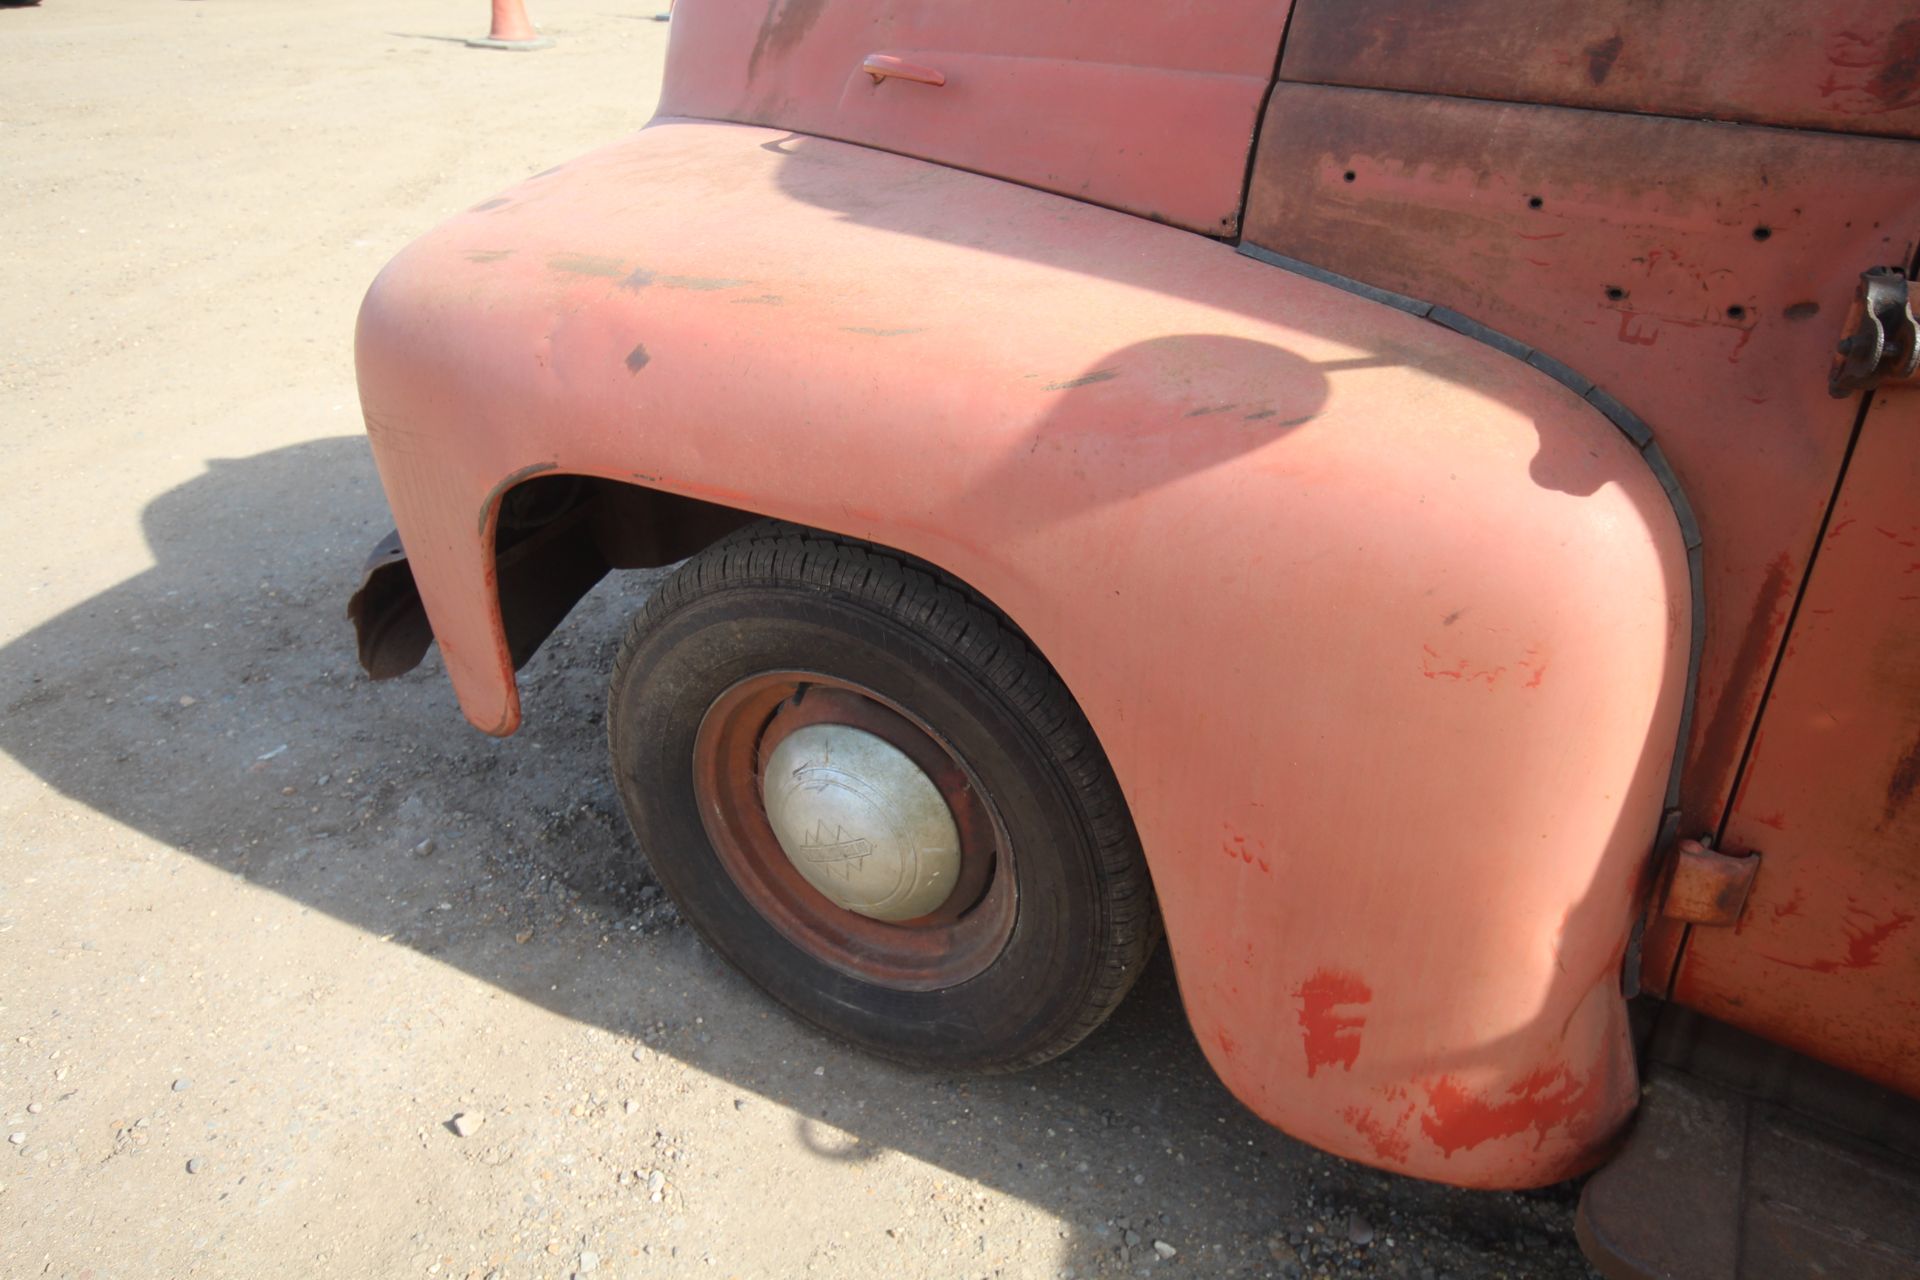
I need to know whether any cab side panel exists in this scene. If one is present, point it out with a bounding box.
[1242,82,1920,851]
[1282,0,1920,139]
[657,0,1294,234]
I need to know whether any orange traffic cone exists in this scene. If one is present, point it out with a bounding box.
[467,0,554,50]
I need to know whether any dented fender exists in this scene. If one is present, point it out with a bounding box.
[355,120,1689,1188]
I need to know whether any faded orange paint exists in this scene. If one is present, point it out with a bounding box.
[352,0,1920,1197]
[355,119,1685,1188]
[658,0,1294,234]
[1677,392,1920,1097]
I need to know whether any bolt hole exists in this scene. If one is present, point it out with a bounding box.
[1605,286,1625,301]
[1726,304,1747,320]
[1752,226,1772,242]
[1527,196,1544,210]
[1342,170,1356,183]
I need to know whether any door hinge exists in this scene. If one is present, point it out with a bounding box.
[1829,266,1919,397]
[1660,838,1759,927]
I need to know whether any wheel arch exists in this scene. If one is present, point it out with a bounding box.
[351,119,1692,1185]
[350,471,763,707]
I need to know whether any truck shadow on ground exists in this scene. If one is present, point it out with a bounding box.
[0,436,1597,1278]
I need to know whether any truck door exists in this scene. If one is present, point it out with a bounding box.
[1669,274,1920,1097]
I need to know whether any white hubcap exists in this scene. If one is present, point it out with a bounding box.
[761,723,962,921]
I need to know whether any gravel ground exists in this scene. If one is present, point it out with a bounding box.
[0,3,1602,1277]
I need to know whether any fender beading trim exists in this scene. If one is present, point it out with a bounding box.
[1236,241,1706,814]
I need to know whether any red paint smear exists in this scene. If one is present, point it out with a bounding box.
[1223,828,1270,872]
[1827,517,1856,543]
[1616,313,1660,346]
[1216,1028,1238,1059]
[1771,889,1805,921]
[1294,969,1370,1078]
[1341,1105,1411,1163]
[1842,910,1913,969]
[1419,1065,1602,1156]
[1761,908,1916,974]
[1421,647,1506,688]
[1757,811,1788,831]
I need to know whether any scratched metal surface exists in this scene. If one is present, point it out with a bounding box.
[1675,389,1920,1097]
[655,0,1294,234]
[1242,81,1920,844]
[1280,0,1920,140]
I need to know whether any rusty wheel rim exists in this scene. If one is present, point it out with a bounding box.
[691,672,1015,991]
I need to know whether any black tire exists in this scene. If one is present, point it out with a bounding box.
[607,521,1157,1071]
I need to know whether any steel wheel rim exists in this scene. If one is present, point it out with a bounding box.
[690,671,1016,991]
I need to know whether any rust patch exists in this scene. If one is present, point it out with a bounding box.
[1867,18,1920,113]
[1294,969,1370,1078]
[1660,839,1757,926]
[1584,33,1624,85]
[1043,370,1119,392]
[747,0,827,80]
[625,343,651,374]
[548,253,625,279]
[1419,1065,1600,1156]
[1884,724,1920,822]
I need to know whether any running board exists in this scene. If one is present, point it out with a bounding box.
[1577,1068,1920,1278]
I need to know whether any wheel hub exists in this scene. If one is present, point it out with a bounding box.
[690,673,1014,989]
[761,723,962,922]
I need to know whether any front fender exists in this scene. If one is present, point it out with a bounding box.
[355,120,1689,1187]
